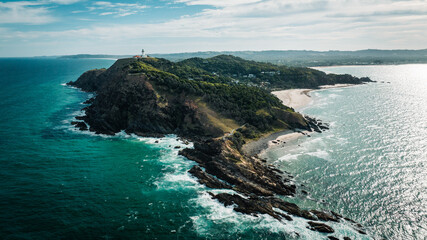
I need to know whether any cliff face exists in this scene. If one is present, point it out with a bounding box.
[69,59,226,138]
[68,58,311,139]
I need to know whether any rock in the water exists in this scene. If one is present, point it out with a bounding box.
[307,221,334,233]
[71,121,88,131]
[310,210,339,222]
[83,98,95,104]
[189,166,232,189]
[179,138,296,197]
[75,116,86,121]
[212,193,293,221]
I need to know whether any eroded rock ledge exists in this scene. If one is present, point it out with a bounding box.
[179,137,368,238]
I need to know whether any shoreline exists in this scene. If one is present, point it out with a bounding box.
[242,130,309,157]
[243,84,356,157]
[271,83,356,110]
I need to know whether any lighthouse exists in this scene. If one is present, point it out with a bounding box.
[141,49,146,58]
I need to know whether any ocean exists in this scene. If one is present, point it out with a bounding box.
[0,58,425,239]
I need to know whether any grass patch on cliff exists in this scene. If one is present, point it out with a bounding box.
[196,100,240,134]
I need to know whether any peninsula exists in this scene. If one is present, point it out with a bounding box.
[68,55,371,238]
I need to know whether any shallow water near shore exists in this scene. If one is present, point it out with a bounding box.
[264,64,427,239]
[0,59,426,239]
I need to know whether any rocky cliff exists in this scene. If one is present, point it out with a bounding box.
[68,57,370,238]
[68,58,311,139]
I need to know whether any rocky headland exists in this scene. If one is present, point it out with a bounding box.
[67,55,371,238]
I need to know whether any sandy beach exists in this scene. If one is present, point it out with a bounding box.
[244,84,355,156]
[271,89,312,110]
[272,83,355,110]
[242,130,309,156]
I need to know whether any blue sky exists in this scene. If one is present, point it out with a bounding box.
[1,0,427,57]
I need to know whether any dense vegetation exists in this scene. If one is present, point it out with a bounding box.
[140,55,371,90]
[125,56,370,131]
[129,60,294,131]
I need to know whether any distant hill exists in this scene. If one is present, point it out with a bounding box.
[153,49,427,67]
[60,49,427,67]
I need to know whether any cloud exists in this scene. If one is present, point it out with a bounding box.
[2,0,427,56]
[0,1,56,24]
[47,0,82,4]
[89,1,148,17]
[175,0,262,7]
[0,0,84,25]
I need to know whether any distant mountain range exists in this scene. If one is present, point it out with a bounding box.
[59,49,427,67]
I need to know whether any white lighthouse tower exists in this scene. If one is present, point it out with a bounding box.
[141,49,147,58]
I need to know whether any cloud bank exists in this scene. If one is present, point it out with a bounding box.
[1,0,426,56]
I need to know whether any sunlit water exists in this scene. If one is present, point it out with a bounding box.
[0,59,425,239]
[264,64,427,239]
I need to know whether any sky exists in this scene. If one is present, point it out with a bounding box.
[0,0,427,57]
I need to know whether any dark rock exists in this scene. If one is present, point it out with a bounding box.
[75,116,86,121]
[212,193,292,221]
[307,221,334,233]
[310,210,339,222]
[331,211,343,218]
[154,140,159,143]
[189,166,232,189]
[319,125,329,130]
[270,198,315,220]
[71,121,88,131]
[174,146,181,149]
[328,237,339,240]
[344,237,352,240]
[344,217,357,223]
[180,138,296,197]
[83,98,95,104]
[67,68,106,92]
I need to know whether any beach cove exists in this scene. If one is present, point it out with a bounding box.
[243,84,356,157]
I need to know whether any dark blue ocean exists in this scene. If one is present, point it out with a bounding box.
[0,58,426,239]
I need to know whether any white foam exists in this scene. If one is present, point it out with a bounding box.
[278,153,302,162]
[190,191,368,239]
[69,110,85,117]
[307,150,330,159]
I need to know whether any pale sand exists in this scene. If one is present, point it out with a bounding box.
[272,84,356,110]
[271,89,312,110]
[242,130,310,156]
[244,83,356,157]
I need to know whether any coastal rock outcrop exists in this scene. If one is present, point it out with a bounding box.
[179,136,368,236]
[307,221,335,233]
[67,57,370,238]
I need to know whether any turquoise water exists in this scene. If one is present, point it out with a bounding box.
[265,64,427,239]
[0,59,426,239]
